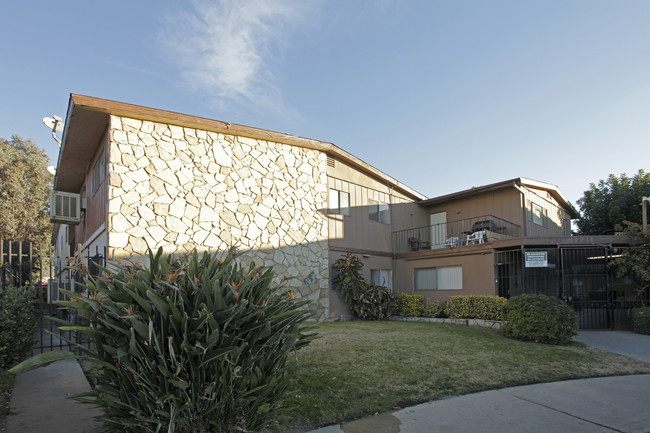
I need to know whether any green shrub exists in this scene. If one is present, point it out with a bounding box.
[445,295,507,321]
[421,300,446,318]
[632,306,650,335]
[333,253,393,320]
[502,294,578,345]
[394,293,424,317]
[13,249,313,433]
[0,285,35,369]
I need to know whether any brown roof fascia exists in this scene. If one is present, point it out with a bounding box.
[418,177,580,219]
[66,94,426,201]
[517,177,580,218]
[417,178,519,207]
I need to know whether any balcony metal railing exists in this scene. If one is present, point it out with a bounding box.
[393,214,520,253]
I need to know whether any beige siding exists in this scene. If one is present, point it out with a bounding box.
[521,186,571,237]
[419,188,524,229]
[326,156,416,254]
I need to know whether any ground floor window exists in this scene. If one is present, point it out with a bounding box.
[414,265,462,290]
[371,269,392,289]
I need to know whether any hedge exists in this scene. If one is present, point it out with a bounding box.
[632,306,650,335]
[445,295,507,321]
[0,285,35,369]
[502,294,577,345]
[394,293,424,317]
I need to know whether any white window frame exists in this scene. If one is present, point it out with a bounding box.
[329,189,350,216]
[369,199,390,224]
[530,202,547,227]
[370,269,392,289]
[414,265,462,290]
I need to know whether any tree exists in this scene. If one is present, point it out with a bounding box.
[0,136,53,249]
[576,170,650,235]
[609,221,650,301]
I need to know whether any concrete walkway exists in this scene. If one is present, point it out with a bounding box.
[6,358,103,433]
[575,330,650,362]
[6,331,650,433]
[310,374,650,433]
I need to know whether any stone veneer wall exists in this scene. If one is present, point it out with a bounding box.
[107,116,330,318]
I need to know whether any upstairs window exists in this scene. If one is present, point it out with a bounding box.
[369,199,390,224]
[328,189,350,215]
[530,202,547,227]
[92,150,105,195]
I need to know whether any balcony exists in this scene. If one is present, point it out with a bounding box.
[393,215,520,254]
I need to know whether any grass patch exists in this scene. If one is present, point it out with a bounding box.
[0,370,14,433]
[281,321,650,431]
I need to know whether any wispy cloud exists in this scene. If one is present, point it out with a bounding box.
[160,0,317,117]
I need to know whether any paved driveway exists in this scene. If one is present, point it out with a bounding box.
[575,330,650,362]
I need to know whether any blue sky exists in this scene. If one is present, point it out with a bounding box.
[2,0,649,209]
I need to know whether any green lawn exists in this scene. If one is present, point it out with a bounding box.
[279,321,650,431]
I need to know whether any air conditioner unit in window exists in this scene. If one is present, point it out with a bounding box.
[50,191,81,224]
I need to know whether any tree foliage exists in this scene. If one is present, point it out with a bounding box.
[609,221,650,300]
[332,253,393,320]
[576,170,650,235]
[0,136,53,248]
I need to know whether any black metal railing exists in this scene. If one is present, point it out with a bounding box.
[393,214,520,253]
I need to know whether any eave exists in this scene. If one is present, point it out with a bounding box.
[53,94,426,201]
[417,177,579,219]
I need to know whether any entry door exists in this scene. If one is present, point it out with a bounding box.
[430,212,447,249]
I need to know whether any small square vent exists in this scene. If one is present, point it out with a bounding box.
[327,155,336,168]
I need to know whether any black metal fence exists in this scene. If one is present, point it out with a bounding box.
[1,240,41,289]
[572,299,645,330]
[1,239,104,355]
[495,245,648,330]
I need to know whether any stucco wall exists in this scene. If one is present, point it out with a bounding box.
[106,116,330,318]
[394,252,496,302]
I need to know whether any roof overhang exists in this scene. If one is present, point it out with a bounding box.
[53,94,426,200]
[54,95,110,192]
[417,177,579,219]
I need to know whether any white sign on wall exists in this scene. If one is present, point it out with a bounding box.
[525,251,548,268]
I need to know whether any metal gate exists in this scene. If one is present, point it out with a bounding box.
[496,246,647,330]
[1,240,101,354]
[561,246,646,329]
